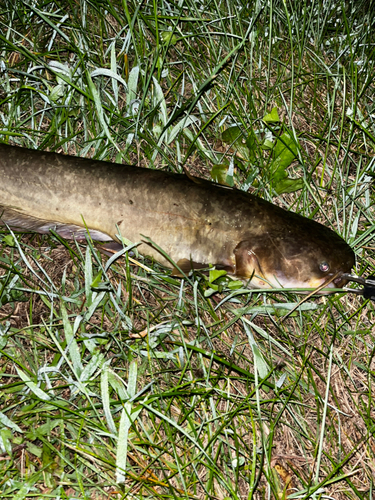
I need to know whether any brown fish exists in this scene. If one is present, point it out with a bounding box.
[0,143,355,291]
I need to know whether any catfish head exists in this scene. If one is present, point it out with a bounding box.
[233,224,355,292]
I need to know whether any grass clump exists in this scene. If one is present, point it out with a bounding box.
[0,0,375,498]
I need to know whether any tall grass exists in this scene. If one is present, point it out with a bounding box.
[0,0,374,498]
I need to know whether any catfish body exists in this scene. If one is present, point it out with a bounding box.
[0,143,355,290]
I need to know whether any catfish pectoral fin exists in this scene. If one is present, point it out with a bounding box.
[172,258,235,277]
[51,225,112,242]
[98,241,124,256]
[172,258,210,277]
[215,263,235,273]
[0,206,111,242]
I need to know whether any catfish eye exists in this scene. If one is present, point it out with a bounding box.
[319,261,330,273]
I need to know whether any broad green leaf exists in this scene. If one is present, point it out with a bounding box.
[263,106,279,123]
[209,269,227,283]
[227,280,243,290]
[3,234,15,247]
[246,128,258,160]
[211,163,234,186]
[204,287,218,297]
[211,164,230,185]
[268,132,303,193]
[275,177,304,194]
[263,138,274,149]
[263,129,275,149]
[271,132,298,173]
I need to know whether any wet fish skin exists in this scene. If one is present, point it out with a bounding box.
[0,143,355,290]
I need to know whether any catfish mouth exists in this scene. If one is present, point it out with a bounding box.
[332,272,350,288]
[310,271,348,294]
[274,271,347,294]
[272,268,348,291]
[258,270,346,291]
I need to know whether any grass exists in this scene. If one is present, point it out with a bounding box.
[0,0,375,498]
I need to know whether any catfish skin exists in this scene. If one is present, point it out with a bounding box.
[0,143,355,290]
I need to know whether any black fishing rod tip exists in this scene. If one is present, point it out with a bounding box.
[343,274,375,302]
[360,275,375,301]
[362,281,375,301]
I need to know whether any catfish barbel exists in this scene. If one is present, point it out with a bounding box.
[0,143,355,291]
